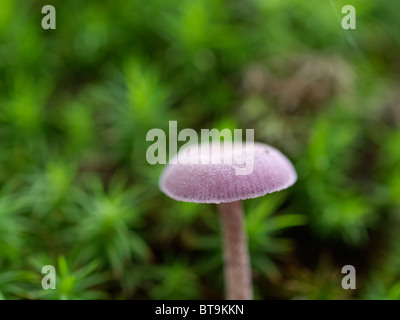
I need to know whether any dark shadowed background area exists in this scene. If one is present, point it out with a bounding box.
[0,0,399,299]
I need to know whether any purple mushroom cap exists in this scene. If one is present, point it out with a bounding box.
[159,142,297,204]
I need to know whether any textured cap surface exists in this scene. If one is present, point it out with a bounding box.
[159,142,297,204]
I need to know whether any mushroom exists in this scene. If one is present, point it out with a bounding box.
[159,142,297,300]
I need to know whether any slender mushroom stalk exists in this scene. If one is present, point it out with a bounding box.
[218,200,252,300]
[159,142,297,300]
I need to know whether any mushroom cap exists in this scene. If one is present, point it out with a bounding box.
[159,142,297,204]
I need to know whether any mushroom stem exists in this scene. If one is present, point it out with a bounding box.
[218,200,252,300]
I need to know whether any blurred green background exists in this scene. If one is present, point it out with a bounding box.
[0,0,399,300]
